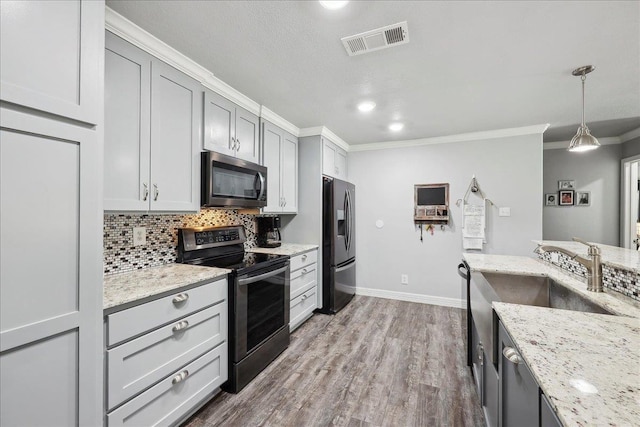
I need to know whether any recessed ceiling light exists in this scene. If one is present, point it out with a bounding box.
[357,101,376,112]
[319,1,349,10]
[389,122,404,131]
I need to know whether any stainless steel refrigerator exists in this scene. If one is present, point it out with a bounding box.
[319,176,356,314]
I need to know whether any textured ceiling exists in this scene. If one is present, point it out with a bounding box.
[106,0,640,145]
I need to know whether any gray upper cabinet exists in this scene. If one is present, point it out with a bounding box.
[104,31,201,212]
[0,1,104,425]
[322,137,348,180]
[204,89,260,164]
[261,120,298,214]
[0,0,102,125]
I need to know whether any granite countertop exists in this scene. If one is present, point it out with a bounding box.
[533,240,640,272]
[248,243,318,257]
[464,253,640,426]
[103,263,229,310]
[494,302,640,427]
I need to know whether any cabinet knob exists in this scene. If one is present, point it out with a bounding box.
[153,184,159,201]
[502,346,521,365]
[301,254,307,261]
[142,183,149,201]
[172,320,189,333]
[171,370,189,385]
[172,293,189,304]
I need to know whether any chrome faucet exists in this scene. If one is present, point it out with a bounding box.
[536,237,603,292]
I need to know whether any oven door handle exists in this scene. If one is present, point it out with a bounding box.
[237,265,288,286]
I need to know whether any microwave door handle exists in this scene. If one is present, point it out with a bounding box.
[255,172,265,201]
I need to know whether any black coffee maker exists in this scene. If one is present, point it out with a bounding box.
[256,216,282,248]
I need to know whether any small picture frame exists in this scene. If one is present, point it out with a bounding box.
[576,191,591,206]
[545,193,557,206]
[558,180,576,190]
[559,190,574,206]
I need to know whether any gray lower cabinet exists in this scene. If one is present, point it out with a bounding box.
[470,316,498,427]
[0,1,104,425]
[498,321,539,427]
[540,393,563,427]
[105,277,229,426]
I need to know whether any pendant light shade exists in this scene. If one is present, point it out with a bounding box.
[568,65,600,152]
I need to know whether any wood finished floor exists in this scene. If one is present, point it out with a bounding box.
[184,296,485,427]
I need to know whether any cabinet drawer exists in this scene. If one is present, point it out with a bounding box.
[107,278,226,346]
[290,264,316,299]
[290,288,316,332]
[107,343,228,427]
[107,302,227,410]
[290,250,317,272]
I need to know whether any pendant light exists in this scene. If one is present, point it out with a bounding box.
[567,65,600,152]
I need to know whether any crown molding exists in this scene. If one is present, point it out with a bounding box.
[298,126,350,151]
[105,6,260,115]
[543,136,621,150]
[620,126,640,143]
[349,124,550,152]
[260,106,300,136]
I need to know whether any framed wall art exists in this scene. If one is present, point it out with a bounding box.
[576,191,591,206]
[558,180,576,190]
[559,190,574,206]
[545,193,557,206]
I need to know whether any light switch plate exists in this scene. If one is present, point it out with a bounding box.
[133,227,146,246]
[499,207,511,217]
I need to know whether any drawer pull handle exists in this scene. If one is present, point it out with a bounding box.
[172,320,189,333]
[301,294,307,300]
[172,293,189,304]
[302,268,308,274]
[502,346,521,365]
[301,254,307,260]
[171,370,189,385]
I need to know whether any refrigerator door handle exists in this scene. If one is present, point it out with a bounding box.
[343,190,349,252]
[348,189,354,252]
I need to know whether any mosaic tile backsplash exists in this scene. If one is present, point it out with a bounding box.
[104,210,258,275]
[538,251,640,302]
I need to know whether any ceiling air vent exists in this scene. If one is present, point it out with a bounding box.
[341,21,409,57]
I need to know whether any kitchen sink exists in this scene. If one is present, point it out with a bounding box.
[469,272,614,365]
[481,272,614,315]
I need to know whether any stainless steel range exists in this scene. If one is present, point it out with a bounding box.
[176,225,290,393]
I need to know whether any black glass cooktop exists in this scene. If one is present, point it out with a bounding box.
[187,251,288,275]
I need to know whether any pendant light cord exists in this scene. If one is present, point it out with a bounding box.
[581,73,586,126]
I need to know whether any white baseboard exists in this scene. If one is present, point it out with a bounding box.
[355,287,465,309]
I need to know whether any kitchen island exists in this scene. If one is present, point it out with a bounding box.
[464,253,640,426]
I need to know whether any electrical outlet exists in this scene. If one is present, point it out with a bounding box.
[499,207,511,217]
[401,274,409,285]
[550,252,559,263]
[133,227,146,246]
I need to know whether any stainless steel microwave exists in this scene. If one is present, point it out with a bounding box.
[201,151,267,208]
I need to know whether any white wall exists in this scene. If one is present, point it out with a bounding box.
[622,136,640,159]
[543,144,621,246]
[348,133,543,307]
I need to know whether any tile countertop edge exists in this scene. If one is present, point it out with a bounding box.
[247,243,319,257]
[493,302,640,427]
[103,263,230,311]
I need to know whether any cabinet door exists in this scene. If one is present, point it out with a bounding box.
[499,322,539,427]
[104,32,152,211]
[540,393,562,427]
[262,121,283,213]
[322,138,337,177]
[0,0,102,125]
[281,131,298,213]
[335,146,348,180]
[203,89,235,156]
[235,106,260,163]
[0,110,103,426]
[150,61,201,212]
